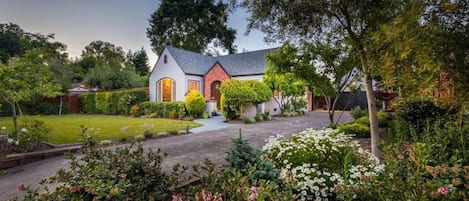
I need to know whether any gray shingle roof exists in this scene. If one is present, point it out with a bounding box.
[165,46,276,76]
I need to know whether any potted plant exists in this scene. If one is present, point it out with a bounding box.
[203,111,209,119]
[211,108,218,116]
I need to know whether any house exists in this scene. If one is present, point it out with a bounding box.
[149,46,313,116]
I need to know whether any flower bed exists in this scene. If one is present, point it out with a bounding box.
[262,128,383,200]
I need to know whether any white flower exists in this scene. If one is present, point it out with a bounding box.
[15,140,19,146]
[20,128,28,133]
[1,126,6,130]
[7,138,14,144]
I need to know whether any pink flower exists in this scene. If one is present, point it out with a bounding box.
[437,186,451,195]
[119,173,127,179]
[248,186,259,201]
[16,185,23,192]
[172,194,184,201]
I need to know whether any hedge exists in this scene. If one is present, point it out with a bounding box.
[139,101,185,119]
[79,89,147,115]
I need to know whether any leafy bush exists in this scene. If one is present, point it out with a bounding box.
[79,89,147,115]
[139,101,185,119]
[355,121,469,200]
[337,123,371,138]
[254,115,263,122]
[262,114,271,121]
[16,131,185,201]
[262,128,383,200]
[243,118,255,124]
[354,111,393,128]
[354,116,370,126]
[5,118,50,152]
[184,90,206,118]
[395,99,448,133]
[220,80,271,119]
[291,98,307,111]
[79,93,98,114]
[350,106,368,119]
[129,104,141,117]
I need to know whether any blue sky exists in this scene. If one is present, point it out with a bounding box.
[0,0,277,66]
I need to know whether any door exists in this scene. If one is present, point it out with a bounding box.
[211,81,221,108]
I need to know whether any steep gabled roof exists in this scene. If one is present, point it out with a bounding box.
[166,46,215,75]
[216,48,277,76]
[164,46,277,76]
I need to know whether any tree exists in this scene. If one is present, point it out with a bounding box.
[0,50,62,133]
[263,66,305,115]
[82,40,125,65]
[147,0,237,54]
[127,48,150,76]
[235,0,406,156]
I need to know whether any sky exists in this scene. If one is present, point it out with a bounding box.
[0,0,278,66]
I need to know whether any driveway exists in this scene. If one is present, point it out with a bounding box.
[0,111,352,200]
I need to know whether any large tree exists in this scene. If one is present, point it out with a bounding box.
[0,50,62,133]
[235,0,406,156]
[127,48,150,76]
[266,42,359,127]
[147,0,237,54]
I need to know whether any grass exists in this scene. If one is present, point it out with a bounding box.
[0,114,201,145]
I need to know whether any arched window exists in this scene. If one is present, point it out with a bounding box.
[157,78,175,102]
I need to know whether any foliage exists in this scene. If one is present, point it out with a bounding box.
[262,128,383,200]
[0,50,62,133]
[129,105,141,117]
[235,0,405,156]
[242,118,255,124]
[395,99,449,133]
[354,120,469,200]
[220,80,270,119]
[350,106,368,120]
[79,89,147,115]
[337,123,370,138]
[355,111,393,128]
[263,65,305,114]
[254,115,263,122]
[225,135,280,186]
[15,130,186,201]
[147,0,236,54]
[126,48,150,76]
[0,118,50,154]
[185,90,206,118]
[139,101,186,119]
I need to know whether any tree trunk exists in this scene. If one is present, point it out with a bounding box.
[59,96,63,116]
[358,49,381,158]
[10,102,19,134]
[17,102,23,116]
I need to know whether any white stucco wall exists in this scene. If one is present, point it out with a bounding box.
[231,75,264,81]
[149,48,186,101]
[185,74,204,94]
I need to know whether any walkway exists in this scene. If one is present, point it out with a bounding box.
[0,111,353,200]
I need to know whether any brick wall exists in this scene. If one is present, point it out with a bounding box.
[204,63,230,101]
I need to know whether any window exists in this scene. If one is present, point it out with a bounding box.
[163,55,168,64]
[188,80,199,91]
[273,90,279,97]
[157,78,175,102]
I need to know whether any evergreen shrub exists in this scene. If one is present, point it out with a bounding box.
[184,90,206,118]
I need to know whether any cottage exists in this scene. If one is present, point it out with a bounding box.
[149,46,313,116]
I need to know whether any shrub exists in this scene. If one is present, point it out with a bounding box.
[225,135,280,186]
[395,99,448,133]
[139,101,185,119]
[254,115,263,122]
[79,93,98,114]
[350,106,368,119]
[17,132,185,200]
[262,128,383,200]
[355,116,370,126]
[129,104,141,117]
[262,114,271,121]
[337,123,371,138]
[184,90,206,118]
[11,117,50,152]
[243,118,255,124]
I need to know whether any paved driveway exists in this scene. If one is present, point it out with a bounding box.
[0,111,352,200]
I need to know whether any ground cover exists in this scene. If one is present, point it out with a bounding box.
[0,114,201,145]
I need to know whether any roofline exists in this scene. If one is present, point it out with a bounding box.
[149,47,169,74]
[204,61,231,76]
[230,73,265,77]
[214,47,279,58]
[185,73,204,76]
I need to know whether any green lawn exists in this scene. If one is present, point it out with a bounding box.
[0,114,201,145]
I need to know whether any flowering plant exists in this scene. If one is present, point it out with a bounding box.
[262,128,384,200]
